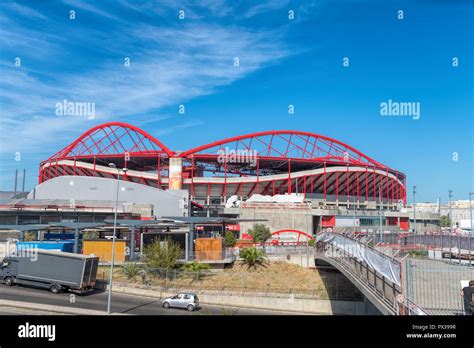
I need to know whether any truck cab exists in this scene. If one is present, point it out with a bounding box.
[0,258,18,286]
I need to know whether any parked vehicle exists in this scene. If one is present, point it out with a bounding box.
[161,292,200,311]
[0,249,99,294]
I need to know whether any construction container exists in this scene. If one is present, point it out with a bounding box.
[82,239,127,263]
[16,241,74,253]
[195,238,226,261]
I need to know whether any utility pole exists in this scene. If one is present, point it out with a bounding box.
[448,190,453,234]
[413,186,417,235]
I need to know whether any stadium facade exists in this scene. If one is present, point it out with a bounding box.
[36,122,406,208]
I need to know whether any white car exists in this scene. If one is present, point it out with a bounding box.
[161,292,200,311]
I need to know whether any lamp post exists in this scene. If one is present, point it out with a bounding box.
[469,192,473,237]
[413,186,417,235]
[107,163,127,315]
[448,190,453,234]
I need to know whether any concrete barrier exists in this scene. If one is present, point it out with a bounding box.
[105,281,371,315]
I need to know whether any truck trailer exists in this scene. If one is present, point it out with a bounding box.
[0,250,99,294]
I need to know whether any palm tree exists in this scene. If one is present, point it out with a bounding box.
[185,261,210,280]
[239,247,268,269]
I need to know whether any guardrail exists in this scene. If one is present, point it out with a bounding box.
[316,232,426,315]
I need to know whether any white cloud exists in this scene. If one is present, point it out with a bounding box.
[0,1,293,184]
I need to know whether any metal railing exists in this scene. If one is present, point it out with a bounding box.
[316,233,426,315]
[400,234,474,252]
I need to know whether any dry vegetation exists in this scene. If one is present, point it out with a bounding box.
[99,261,331,298]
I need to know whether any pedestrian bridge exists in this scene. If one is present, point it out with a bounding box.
[315,232,425,315]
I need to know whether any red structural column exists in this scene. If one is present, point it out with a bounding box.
[157,156,161,188]
[391,174,394,204]
[272,180,275,196]
[311,176,314,194]
[373,168,376,201]
[256,158,260,194]
[356,172,360,198]
[403,177,407,205]
[55,159,58,177]
[74,157,77,175]
[303,175,307,197]
[323,162,327,200]
[335,171,339,201]
[346,165,349,199]
[93,156,96,171]
[365,166,369,202]
[395,173,400,204]
[191,156,195,198]
[385,171,389,203]
[287,159,291,194]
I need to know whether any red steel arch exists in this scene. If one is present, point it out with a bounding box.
[48,122,175,160]
[180,130,387,169]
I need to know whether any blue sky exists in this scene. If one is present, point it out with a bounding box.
[0,0,472,203]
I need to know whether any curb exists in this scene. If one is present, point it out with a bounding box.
[0,299,114,315]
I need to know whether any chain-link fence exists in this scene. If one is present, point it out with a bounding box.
[405,258,474,315]
[98,263,362,301]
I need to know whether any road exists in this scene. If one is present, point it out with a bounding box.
[0,285,299,315]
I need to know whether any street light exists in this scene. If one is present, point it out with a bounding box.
[107,163,127,315]
[469,192,473,237]
[413,186,417,235]
[448,190,453,234]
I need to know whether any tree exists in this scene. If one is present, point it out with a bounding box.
[144,238,182,270]
[225,231,237,247]
[240,247,268,269]
[440,215,451,228]
[247,223,271,243]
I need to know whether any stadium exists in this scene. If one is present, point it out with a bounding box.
[36,122,407,210]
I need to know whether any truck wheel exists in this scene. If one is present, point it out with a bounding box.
[50,284,61,294]
[4,277,13,286]
[163,302,170,309]
[187,304,195,312]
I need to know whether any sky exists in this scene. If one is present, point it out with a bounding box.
[0,0,472,203]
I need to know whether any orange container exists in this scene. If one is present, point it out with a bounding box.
[83,240,127,263]
[195,238,225,260]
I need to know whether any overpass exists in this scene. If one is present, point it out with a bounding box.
[315,232,425,315]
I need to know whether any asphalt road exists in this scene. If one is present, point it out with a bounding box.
[0,284,298,315]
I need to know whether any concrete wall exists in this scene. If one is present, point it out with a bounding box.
[103,282,376,315]
[240,204,313,236]
[28,176,188,218]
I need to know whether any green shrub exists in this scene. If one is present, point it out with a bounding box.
[240,247,268,269]
[123,262,140,279]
